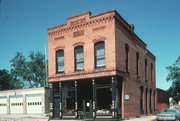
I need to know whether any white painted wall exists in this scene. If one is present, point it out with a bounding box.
[0,87,49,115]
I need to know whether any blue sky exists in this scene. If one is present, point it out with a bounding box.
[0,0,179,90]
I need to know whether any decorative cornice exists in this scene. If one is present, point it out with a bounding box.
[48,69,124,80]
[48,15,114,37]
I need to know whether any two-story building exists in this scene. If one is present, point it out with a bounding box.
[48,10,156,120]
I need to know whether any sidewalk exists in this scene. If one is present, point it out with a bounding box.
[123,115,156,121]
[0,114,49,121]
[0,115,157,121]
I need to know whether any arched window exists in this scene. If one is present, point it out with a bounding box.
[74,46,84,71]
[95,41,105,68]
[56,50,64,73]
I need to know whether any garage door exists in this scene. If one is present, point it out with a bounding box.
[26,94,42,114]
[10,95,23,114]
[0,96,7,114]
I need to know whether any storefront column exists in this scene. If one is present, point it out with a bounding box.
[92,79,96,119]
[49,83,53,118]
[112,77,117,119]
[59,82,62,118]
[75,81,78,119]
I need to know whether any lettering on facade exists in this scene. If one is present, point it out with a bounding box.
[54,36,64,40]
[70,18,86,26]
[92,26,105,31]
[73,30,84,37]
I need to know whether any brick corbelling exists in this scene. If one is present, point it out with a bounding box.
[48,69,125,80]
[48,15,114,36]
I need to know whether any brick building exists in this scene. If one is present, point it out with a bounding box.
[48,10,156,120]
[157,88,169,112]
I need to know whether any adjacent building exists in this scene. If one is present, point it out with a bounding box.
[157,88,169,112]
[0,87,49,116]
[48,10,156,120]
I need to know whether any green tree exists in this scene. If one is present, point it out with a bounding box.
[0,69,22,90]
[10,52,47,88]
[0,69,12,90]
[166,56,180,102]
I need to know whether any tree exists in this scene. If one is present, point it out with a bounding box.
[10,52,47,88]
[166,56,180,102]
[0,69,12,90]
[0,69,22,90]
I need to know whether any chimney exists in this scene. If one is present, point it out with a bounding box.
[130,24,135,31]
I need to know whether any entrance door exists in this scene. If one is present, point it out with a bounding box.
[77,80,93,119]
[53,97,60,118]
[82,100,92,119]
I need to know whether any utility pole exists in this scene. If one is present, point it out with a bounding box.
[44,44,48,87]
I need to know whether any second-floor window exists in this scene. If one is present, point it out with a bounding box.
[145,59,147,80]
[56,50,64,73]
[75,46,84,71]
[151,63,153,82]
[136,52,139,77]
[125,44,129,72]
[95,41,105,68]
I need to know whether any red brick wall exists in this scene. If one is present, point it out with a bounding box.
[114,12,156,118]
[157,88,169,112]
[48,10,156,118]
[48,11,117,82]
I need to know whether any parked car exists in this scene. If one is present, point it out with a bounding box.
[157,108,180,121]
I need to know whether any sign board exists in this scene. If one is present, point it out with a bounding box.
[125,95,130,100]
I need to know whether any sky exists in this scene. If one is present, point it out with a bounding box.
[0,0,180,90]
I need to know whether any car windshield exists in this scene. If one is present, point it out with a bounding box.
[162,109,177,113]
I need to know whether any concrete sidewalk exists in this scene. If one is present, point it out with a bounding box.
[0,115,157,121]
[123,115,156,121]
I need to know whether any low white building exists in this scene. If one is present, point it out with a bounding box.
[0,87,49,116]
